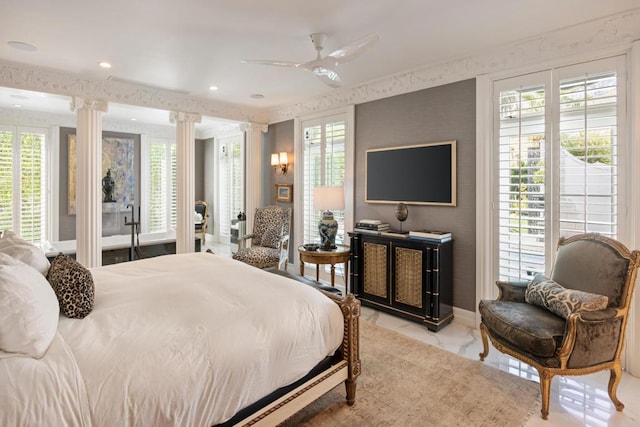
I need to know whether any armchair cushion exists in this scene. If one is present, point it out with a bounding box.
[525,278,608,319]
[479,300,566,358]
[232,247,280,269]
[260,226,281,249]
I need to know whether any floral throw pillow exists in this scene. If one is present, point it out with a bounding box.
[525,278,608,319]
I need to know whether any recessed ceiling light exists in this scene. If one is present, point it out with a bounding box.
[130,118,137,121]
[250,93,265,99]
[209,85,219,91]
[98,61,112,69]
[12,104,23,108]
[7,41,37,52]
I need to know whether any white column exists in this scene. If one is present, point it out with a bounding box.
[170,111,201,253]
[70,97,108,268]
[242,123,268,234]
[626,40,640,376]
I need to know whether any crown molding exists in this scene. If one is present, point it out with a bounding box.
[267,8,640,123]
[0,60,268,124]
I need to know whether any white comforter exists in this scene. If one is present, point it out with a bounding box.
[0,253,344,426]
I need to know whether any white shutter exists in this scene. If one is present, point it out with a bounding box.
[217,134,243,239]
[301,115,346,246]
[496,82,547,281]
[557,71,618,236]
[143,137,176,234]
[0,128,14,232]
[494,56,623,282]
[19,130,47,242]
[147,141,168,232]
[169,143,177,230]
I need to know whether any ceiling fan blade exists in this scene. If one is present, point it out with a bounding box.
[239,59,301,68]
[327,33,379,64]
[312,67,342,88]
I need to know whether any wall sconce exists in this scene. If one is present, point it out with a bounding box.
[271,152,289,175]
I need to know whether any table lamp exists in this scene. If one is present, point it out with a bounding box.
[314,186,345,250]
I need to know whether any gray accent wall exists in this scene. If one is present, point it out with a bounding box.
[354,78,477,311]
[263,120,295,261]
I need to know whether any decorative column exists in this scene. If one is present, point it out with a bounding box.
[242,122,268,234]
[170,111,201,253]
[70,97,108,268]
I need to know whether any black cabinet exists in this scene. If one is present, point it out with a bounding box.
[349,231,453,331]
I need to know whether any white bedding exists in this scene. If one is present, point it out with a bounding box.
[0,252,344,426]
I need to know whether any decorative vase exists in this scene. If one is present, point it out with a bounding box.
[318,211,338,250]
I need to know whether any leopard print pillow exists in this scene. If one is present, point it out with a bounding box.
[46,254,95,319]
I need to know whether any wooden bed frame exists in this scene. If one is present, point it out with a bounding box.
[232,292,361,426]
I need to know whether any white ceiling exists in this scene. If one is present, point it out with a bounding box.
[1,0,639,126]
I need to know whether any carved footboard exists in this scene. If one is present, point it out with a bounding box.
[233,292,361,426]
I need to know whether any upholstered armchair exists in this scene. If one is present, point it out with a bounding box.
[195,200,209,244]
[232,206,291,270]
[478,233,640,420]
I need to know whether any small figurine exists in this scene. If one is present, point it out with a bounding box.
[102,169,115,203]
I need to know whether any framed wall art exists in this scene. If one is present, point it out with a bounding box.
[275,184,293,203]
[68,134,135,214]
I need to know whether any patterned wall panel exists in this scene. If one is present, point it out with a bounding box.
[363,242,387,298]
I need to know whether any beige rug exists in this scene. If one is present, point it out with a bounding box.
[280,321,540,427]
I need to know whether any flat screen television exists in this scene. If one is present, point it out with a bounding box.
[365,140,456,206]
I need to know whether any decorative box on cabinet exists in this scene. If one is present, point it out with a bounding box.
[349,231,453,331]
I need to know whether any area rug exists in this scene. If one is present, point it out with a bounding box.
[280,321,540,427]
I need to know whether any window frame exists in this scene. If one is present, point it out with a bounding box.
[0,124,56,244]
[293,106,354,277]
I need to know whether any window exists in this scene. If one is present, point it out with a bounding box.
[141,136,176,233]
[301,113,346,246]
[495,56,625,281]
[216,134,244,240]
[0,125,49,244]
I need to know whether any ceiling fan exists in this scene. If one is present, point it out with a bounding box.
[241,33,379,88]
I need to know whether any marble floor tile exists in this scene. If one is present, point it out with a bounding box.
[361,306,640,426]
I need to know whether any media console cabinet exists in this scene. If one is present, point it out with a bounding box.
[348,231,453,331]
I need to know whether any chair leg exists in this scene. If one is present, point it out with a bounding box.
[608,363,625,411]
[479,322,490,361]
[539,370,552,420]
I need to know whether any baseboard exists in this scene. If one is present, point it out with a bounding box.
[453,307,476,328]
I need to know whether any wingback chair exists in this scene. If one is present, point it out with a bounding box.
[195,200,209,244]
[232,206,291,270]
[478,233,640,420]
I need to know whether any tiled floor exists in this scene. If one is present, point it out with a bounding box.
[205,241,640,426]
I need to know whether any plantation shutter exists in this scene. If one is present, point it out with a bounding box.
[145,138,176,233]
[147,141,168,232]
[0,128,14,233]
[494,57,623,282]
[19,130,47,242]
[302,114,345,246]
[218,135,243,239]
[0,126,47,243]
[557,72,618,236]
[496,82,547,281]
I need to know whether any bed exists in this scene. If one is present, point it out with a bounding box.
[0,234,361,427]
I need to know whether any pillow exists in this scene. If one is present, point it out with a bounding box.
[0,260,59,358]
[260,225,281,249]
[525,278,608,319]
[46,254,95,319]
[0,230,50,276]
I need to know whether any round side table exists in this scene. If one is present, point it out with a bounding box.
[298,244,350,288]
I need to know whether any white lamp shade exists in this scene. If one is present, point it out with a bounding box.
[270,153,279,166]
[314,186,345,211]
[279,152,288,164]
